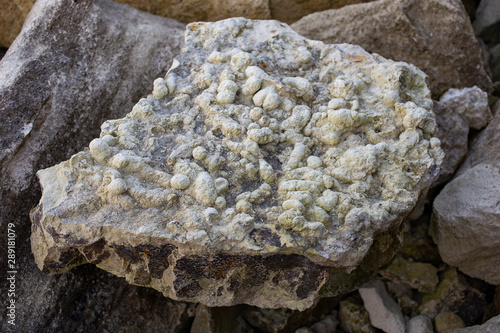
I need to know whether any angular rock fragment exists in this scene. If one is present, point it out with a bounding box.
[291,0,492,98]
[31,18,443,310]
[359,280,406,333]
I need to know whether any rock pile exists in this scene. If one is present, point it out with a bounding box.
[1,0,500,331]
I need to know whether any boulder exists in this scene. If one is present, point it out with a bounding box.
[432,108,500,285]
[359,280,406,333]
[30,18,443,310]
[439,86,491,130]
[0,0,188,331]
[291,0,492,98]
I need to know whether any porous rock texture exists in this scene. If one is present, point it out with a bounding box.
[432,107,500,285]
[291,0,492,99]
[0,0,189,331]
[31,18,443,310]
[439,86,491,130]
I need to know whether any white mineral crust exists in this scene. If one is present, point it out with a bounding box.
[31,18,443,310]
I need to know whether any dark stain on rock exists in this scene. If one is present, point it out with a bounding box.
[42,248,84,274]
[249,228,283,248]
[135,244,177,279]
[81,238,110,264]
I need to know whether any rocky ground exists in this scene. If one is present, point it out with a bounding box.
[1,0,499,332]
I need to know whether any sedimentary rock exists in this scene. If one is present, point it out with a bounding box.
[291,0,492,98]
[0,0,187,331]
[359,280,405,333]
[432,106,500,286]
[31,18,443,310]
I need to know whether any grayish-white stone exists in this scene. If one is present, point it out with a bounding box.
[359,280,406,333]
[439,86,492,130]
[473,0,500,44]
[407,315,434,333]
[31,18,443,310]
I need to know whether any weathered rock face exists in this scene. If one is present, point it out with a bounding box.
[451,315,500,333]
[291,0,492,99]
[31,18,443,310]
[432,107,500,286]
[0,0,188,331]
[439,86,491,130]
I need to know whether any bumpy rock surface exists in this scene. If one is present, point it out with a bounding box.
[0,0,187,331]
[291,0,492,98]
[31,18,443,310]
[432,107,500,286]
[439,86,491,130]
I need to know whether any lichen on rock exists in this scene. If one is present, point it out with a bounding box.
[30,18,443,310]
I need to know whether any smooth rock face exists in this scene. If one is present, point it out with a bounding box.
[359,280,406,333]
[432,108,500,286]
[31,18,443,310]
[0,0,187,331]
[439,86,491,130]
[291,0,492,98]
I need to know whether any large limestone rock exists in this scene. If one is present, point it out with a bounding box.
[432,107,500,285]
[0,0,188,331]
[291,0,492,98]
[31,18,443,310]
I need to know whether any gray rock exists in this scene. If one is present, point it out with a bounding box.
[473,0,500,44]
[433,100,469,185]
[407,315,434,333]
[291,0,492,99]
[359,280,406,333]
[439,87,492,130]
[0,0,188,331]
[450,314,500,333]
[30,17,443,310]
[432,106,500,285]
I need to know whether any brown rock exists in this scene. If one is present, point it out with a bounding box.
[0,0,35,47]
[269,0,374,24]
[0,0,188,331]
[291,0,492,98]
[114,0,272,23]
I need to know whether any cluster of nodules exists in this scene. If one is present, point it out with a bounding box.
[78,32,443,245]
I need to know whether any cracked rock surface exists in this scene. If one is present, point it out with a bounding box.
[31,18,443,310]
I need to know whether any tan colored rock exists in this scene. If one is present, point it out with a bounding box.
[291,0,492,98]
[31,18,443,310]
[269,0,374,24]
[0,0,35,47]
[114,0,272,23]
